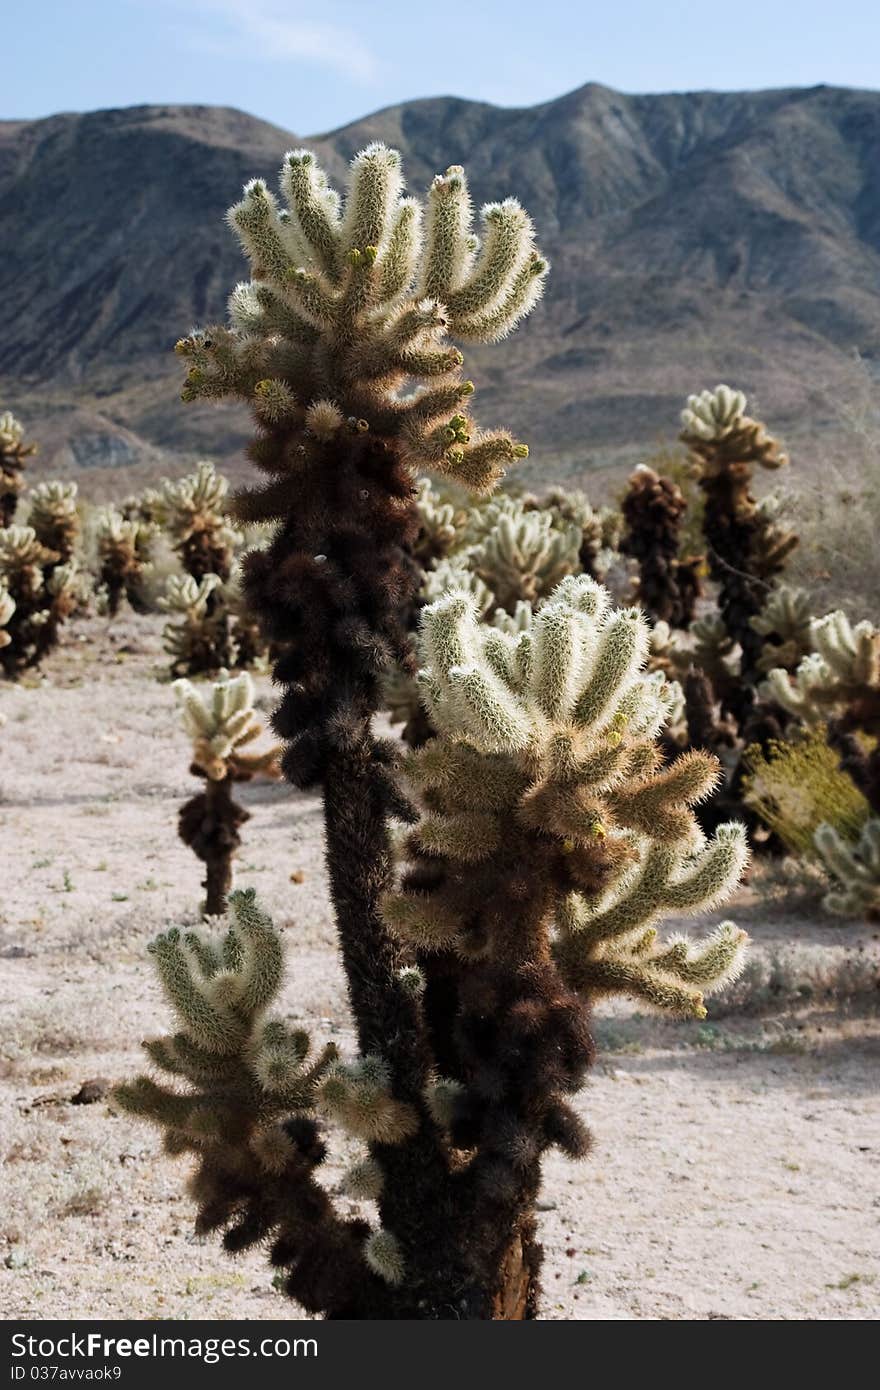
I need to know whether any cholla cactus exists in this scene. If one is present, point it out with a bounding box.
[421,558,493,616]
[121,486,167,527]
[221,558,269,669]
[0,581,14,651]
[160,573,235,676]
[388,576,747,990]
[175,143,546,790]
[319,1055,418,1143]
[28,480,80,563]
[161,461,240,582]
[0,525,77,674]
[621,466,701,627]
[814,819,880,920]
[752,584,814,674]
[115,891,388,1314]
[379,575,747,1309]
[413,477,459,564]
[525,488,614,579]
[0,411,37,527]
[470,495,582,613]
[95,508,156,617]
[174,670,280,913]
[680,385,797,697]
[765,611,880,812]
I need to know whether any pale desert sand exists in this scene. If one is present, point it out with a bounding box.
[1,616,878,1321]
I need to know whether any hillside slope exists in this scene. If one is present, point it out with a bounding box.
[1,83,878,486]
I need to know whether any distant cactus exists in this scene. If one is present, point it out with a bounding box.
[0,580,14,651]
[121,486,167,527]
[814,818,880,920]
[160,574,235,676]
[174,671,280,914]
[28,480,80,563]
[0,525,80,674]
[0,411,37,527]
[471,495,582,613]
[95,508,156,617]
[752,584,814,674]
[526,488,615,579]
[681,385,797,697]
[621,466,702,627]
[222,559,269,670]
[162,462,240,582]
[412,478,459,565]
[765,610,880,813]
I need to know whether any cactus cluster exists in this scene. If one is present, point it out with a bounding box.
[469,495,582,614]
[0,411,37,527]
[0,525,81,674]
[174,670,280,914]
[765,610,880,813]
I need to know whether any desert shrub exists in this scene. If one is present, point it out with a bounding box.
[742,726,870,858]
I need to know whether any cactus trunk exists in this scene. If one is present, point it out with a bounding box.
[203,775,235,915]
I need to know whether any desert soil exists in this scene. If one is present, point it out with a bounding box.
[1,615,879,1322]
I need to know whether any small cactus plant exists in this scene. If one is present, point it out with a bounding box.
[814,818,880,920]
[161,461,240,582]
[0,525,80,674]
[680,385,797,697]
[0,411,37,527]
[174,670,280,914]
[95,508,156,617]
[28,480,81,563]
[160,574,235,676]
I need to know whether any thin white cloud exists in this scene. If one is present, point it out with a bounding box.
[166,0,378,83]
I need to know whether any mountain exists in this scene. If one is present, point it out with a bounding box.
[1,84,879,493]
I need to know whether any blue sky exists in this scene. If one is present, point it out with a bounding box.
[6,0,879,134]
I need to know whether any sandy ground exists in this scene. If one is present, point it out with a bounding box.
[1,615,879,1322]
